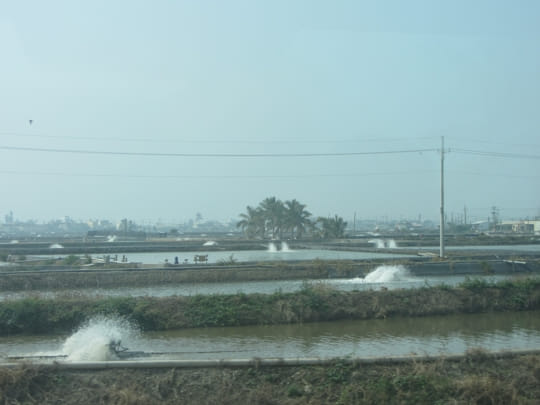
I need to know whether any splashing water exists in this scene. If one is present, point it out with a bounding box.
[268,243,278,252]
[281,242,292,252]
[387,239,398,248]
[368,239,398,249]
[368,239,385,248]
[62,315,140,361]
[363,265,411,283]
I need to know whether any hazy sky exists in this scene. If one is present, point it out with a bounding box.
[1,0,539,224]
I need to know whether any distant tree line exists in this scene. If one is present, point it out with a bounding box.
[236,197,347,240]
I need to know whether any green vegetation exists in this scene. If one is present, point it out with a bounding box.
[316,215,348,239]
[62,255,81,266]
[236,196,347,240]
[217,254,238,265]
[1,278,539,336]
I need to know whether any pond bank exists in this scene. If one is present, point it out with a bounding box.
[1,350,539,404]
[1,278,539,335]
[2,258,539,292]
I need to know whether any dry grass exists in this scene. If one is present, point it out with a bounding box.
[2,353,539,404]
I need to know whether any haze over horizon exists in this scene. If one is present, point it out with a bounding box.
[1,1,539,224]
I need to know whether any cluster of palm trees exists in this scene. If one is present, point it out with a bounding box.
[236,197,347,240]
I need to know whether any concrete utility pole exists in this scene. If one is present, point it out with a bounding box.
[440,136,445,258]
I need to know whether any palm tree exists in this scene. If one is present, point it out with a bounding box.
[238,197,313,240]
[317,215,347,239]
[237,206,264,239]
[284,199,312,239]
[259,197,286,239]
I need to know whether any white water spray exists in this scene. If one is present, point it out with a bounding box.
[342,265,412,284]
[62,315,140,361]
[363,265,411,283]
[368,239,385,248]
[281,242,292,252]
[368,239,398,249]
[387,239,398,248]
[268,243,278,252]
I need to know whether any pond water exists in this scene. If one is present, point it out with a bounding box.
[29,247,413,265]
[1,265,533,301]
[400,244,540,253]
[2,311,540,362]
[26,244,540,266]
[105,248,413,264]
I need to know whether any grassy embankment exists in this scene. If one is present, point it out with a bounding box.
[0,259,380,291]
[4,256,538,291]
[2,351,540,404]
[1,278,539,336]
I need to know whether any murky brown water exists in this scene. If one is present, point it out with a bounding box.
[2,310,540,361]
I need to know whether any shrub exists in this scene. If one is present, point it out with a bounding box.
[62,255,80,266]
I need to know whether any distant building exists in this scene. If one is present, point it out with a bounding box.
[4,211,13,225]
[496,220,540,235]
[471,221,490,232]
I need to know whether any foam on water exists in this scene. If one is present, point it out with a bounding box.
[62,315,140,361]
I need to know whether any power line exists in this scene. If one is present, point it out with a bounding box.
[452,148,540,160]
[0,145,437,158]
[0,169,436,179]
[448,171,540,179]
[447,136,540,149]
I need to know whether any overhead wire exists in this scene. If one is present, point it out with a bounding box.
[0,169,436,179]
[447,170,540,179]
[451,148,540,160]
[0,145,437,158]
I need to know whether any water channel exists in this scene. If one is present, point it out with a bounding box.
[2,311,540,362]
[35,247,413,265]
[1,266,534,301]
[3,245,539,363]
[33,243,540,265]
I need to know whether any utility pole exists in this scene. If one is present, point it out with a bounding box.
[440,136,445,258]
